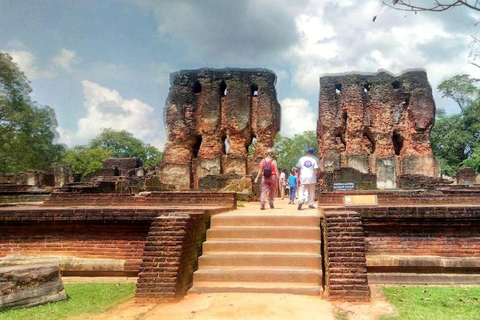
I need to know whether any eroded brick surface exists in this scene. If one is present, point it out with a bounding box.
[318,70,438,189]
[160,68,281,190]
[322,211,370,302]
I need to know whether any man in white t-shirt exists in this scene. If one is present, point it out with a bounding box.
[296,147,323,210]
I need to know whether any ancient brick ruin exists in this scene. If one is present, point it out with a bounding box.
[159,68,281,190]
[318,70,439,189]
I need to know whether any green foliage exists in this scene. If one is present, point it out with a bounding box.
[0,283,135,319]
[61,129,163,176]
[62,146,114,177]
[274,131,318,171]
[462,147,480,172]
[432,74,480,175]
[90,128,163,168]
[437,74,480,114]
[381,286,480,320]
[0,52,64,174]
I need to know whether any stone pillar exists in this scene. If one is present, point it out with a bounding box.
[318,70,437,189]
[160,68,280,190]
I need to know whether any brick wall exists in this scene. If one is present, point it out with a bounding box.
[360,206,480,258]
[135,213,208,302]
[0,221,149,275]
[318,190,480,206]
[43,191,237,208]
[322,211,370,302]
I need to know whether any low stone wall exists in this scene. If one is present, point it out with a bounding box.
[318,189,480,206]
[0,193,235,302]
[322,204,480,289]
[43,191,237,209]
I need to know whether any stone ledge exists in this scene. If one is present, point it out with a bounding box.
[368,273,480,285]
[367,255,480,269]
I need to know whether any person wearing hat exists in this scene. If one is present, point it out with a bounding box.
[254,148,279,210]
[296,147,323,210]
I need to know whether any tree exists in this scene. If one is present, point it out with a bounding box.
[0,52,63,174]
[437,74,480,114]
[382,1,480,13]
[274,131,318,171]
[62,146,113,177]
[430,115,471,175]
[462,147,480,172]
[431,74,480,175]
[89,128,162,169]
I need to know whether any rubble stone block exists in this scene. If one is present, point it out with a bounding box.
[0,263,66,309]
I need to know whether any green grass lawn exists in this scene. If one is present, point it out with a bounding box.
[0,283,136,320]
[381,286,480,320]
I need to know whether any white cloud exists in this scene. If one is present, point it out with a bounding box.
[58,80,165,150]
[7,50,39,79]
[52,49,79,72]
[279,97,317,137]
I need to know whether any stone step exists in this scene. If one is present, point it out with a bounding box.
[198,253,322,269]
[207,226,320,240]
[210,214,320,228]
[202,240,321,253]
[189,282,323,295]
[193,268,322,283]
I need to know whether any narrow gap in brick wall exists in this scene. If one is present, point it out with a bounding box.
[363,82,371,92]
[222,135,229,155]
[192,135,202,159]
[220,80,227,97]
[247,135,256,155]
[392,130,404,155]
[363,128,375,154]
[193,80,202,94]
[335,83,342,94]
[251,83,258,97]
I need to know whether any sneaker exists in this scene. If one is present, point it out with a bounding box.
[270,204,274,209]
[288,201,291,204]
[261,205,265,210]
[308,205,316,209]
[297,202,302,210]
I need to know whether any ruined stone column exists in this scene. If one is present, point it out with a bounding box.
[318,70,438,189]
[160,68,280,190]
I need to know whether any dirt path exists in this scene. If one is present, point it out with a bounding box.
[78,287,394,320]
[73,199,396,320]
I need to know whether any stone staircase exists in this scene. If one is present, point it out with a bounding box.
[189,211,323,295]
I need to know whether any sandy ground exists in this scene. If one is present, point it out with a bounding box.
[70,198,396,320]
[75,285,394,320]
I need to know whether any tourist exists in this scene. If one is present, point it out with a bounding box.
[279,168,286,200]
[288,168,297,204]
[254,148,279,210]
[296,147,323,210]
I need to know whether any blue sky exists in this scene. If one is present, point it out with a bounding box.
[1,0,480,150]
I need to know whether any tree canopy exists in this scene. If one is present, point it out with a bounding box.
[60,128,163,177]
[0,52,63,174]
[431,74,480,175]
[274,131,318,171]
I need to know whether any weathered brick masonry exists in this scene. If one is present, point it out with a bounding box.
[135,213,208,301]
[322,211,370,302]
[0,192,235,301]
[43,191,237,208]
[321,190,480,293]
